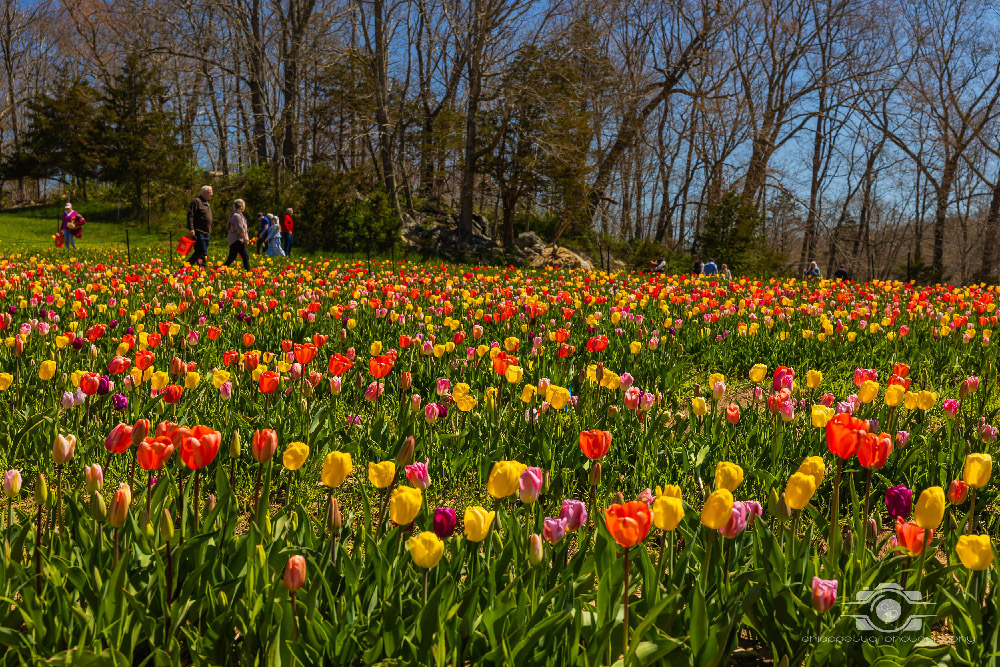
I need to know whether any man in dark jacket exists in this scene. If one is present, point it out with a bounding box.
[186,185,214,266]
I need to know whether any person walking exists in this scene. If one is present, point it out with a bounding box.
[255,213,270,255]
[223,199,251,270]
[265,214,286,258]
[703,258,718,276]
[281,208,294,256]
[186,185,213,266]
[693,255,704,276]
[60,202,85,249]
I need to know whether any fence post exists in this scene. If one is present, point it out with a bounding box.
[169,232,174,271]
[125,229,131,266]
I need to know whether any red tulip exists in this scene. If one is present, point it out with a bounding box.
[162,384,184,404]
[857,432,892,470]
[895,518,932,556]
[892,362,910,378]
[492,352,517,375]
[258,371,280,394]
[283,554,306,590]
[207,326,222,340]
[825,412,869,459]
[146,333,162,348]
[242,333,256,347]
[80,372,100,396]
[179,425,221,470]
[108,356,131,374]
[251,429,278,462]
[586,335,609,353]
[222,350,239,366]
[579,430,612,459]
[312,334,328,347]
[135,350,155,371]
[104,423,134,454]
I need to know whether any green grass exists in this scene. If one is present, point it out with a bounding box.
[0,202,169,253]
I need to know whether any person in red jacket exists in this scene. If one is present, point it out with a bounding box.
[281,208,294,256]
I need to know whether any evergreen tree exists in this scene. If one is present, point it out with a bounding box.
[96,54,187,213]
[695,191,777,274]
[2,77,101,197]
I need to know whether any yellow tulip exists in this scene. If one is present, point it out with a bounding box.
[700,489,734,529]
[784,473,817,510]
[916,391,937,410]
[184,371,200,389]
[464,506,496,541]
[389,486,422,525]
[652,496,685,531]
[452,383,470,398]
[505,365,523,384]
[903,391,918,410]
[885,384,904,407]
[914,487,945,529]
[656,484,682,498]
[749,364,767,383]
[38,360,56,381]
[0,373,12,391]
[321,451,353,487]
[368,461,396,488]
[691,397,707,416]
[370,340,383,356]
[796,456,826,486]
[487,460,527,498]
[806,370,822,389]
[520,385,536,403]
[454,394,478,412]
[963,454,992,489]
[811,405,834,428]
[408,531,444,568]
[212,369,231,388]
[629,341,642,354]
[858,380,879,404]
[708,373,725,390]
[956,534,993,571]
[714,462,744,492]
[282,441,310,471]
[151,371,169,391]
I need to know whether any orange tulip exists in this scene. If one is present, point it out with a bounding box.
[104,423,133,455]
[892,362,910,378]
[313,334,328,347]
[135,350,155,370]
[579,430,612,459]
[368,354,394,379]
[492,352,518,375]
[604,501,652,548]
[895,518,932,556]
[242,333,255,347]
[294,343,317,364]
[179,425,221,469]
[586,335,609,353]
[207,326,222,340]
[251,429,279,462]
[138,436,175,471]
[328,353,353,375]
[222,350,239,366]
[825,412,868,459]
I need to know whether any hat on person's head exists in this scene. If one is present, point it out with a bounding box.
[64,203,72,209]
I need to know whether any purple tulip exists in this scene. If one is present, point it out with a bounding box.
[885,484,913,521]
[111,393,128,411]
[432,507,456,538]
[560,499,588,530]
[543,517,567,544]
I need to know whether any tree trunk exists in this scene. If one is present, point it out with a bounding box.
[458,46,482,241]
[979,169,1000,281]
[932,155,959,276]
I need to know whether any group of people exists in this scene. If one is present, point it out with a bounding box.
[692,255,733,280]
[804,261,851,281]
[184,185,295,270]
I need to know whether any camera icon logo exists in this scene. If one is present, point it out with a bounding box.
[843,583,934,633]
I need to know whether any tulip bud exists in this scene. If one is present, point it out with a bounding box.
[328,497,343,531]
[131,419,150,448]
[396,435,415,467]
[613,491,624,505]
[400,371,412,390]
[230,430,242,457]
[693,383,701,397]
[90,491,107,523]
[528,533,543,566]
[283,555,307,591]
[160,508,175,541]
[775,492,793,523]
[140,510,155,539]
[589,462,601,487]
[595,363,604,382]
[88,344,98,361]
[960,380,970,400]
[34,473,47,505]
[339,328,347,342]
[108,483,131,528]
[608,405,619,419]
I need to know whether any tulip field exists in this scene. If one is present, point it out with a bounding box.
[0,248,998,666]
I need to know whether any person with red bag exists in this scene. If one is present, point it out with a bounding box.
[60,202,85,249]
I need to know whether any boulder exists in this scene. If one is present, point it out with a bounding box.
[400,211,501,261]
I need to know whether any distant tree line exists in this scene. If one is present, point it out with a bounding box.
[1,0,999,280]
